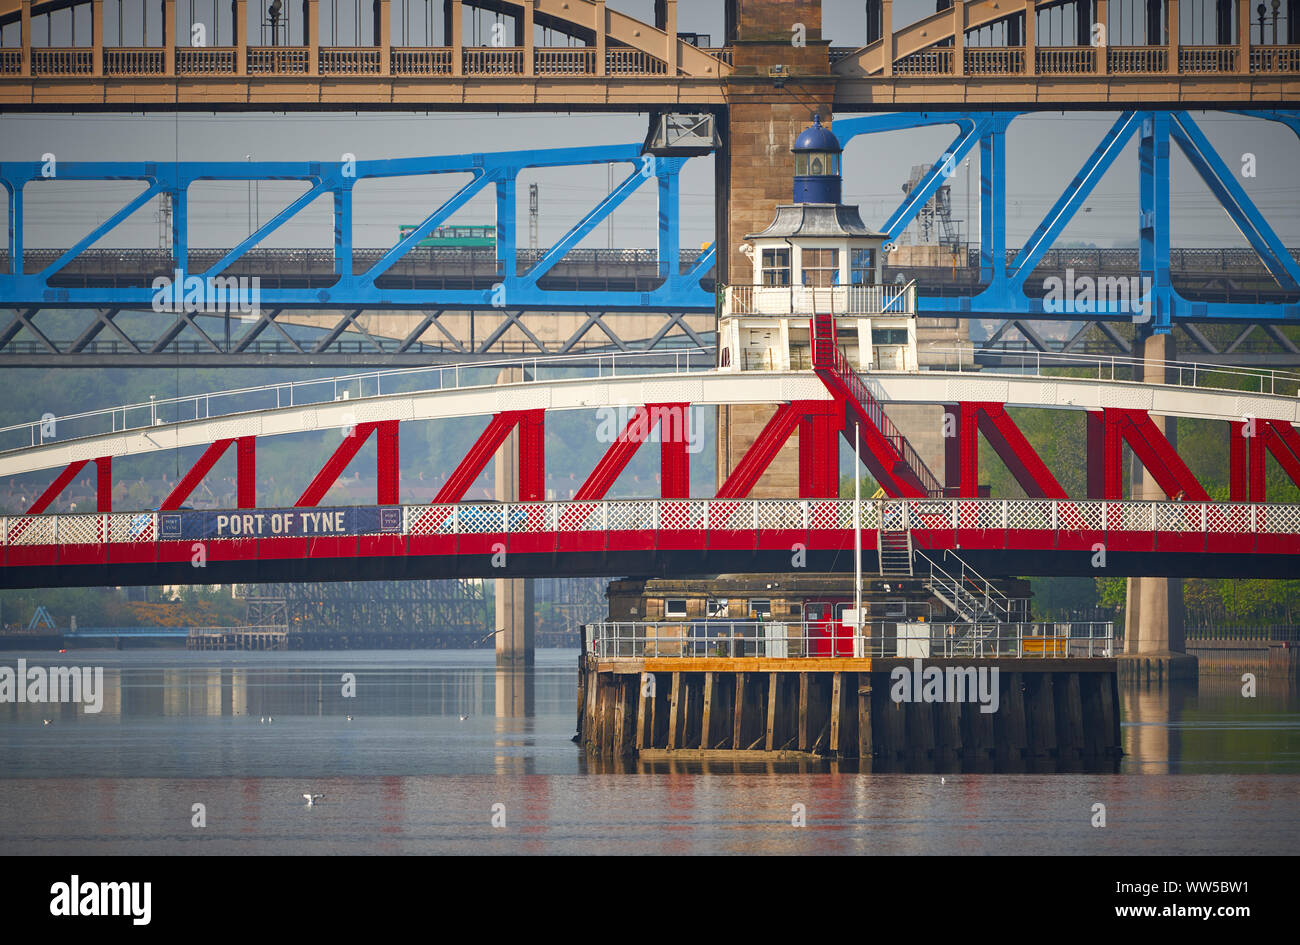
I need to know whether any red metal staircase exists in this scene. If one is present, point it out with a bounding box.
[809,313,943,498]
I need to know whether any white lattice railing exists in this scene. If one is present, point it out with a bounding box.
[4,499,1300,551]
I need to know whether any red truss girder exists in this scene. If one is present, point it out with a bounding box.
[1230,418,1300,502]
[161,436,256,510]
[574,403,689,501]
[28,456,112,514]
[1087,408,1209,501]
[434,410,545,504]
[296,420,400,508]
[943,402,1067,499]
[717,399,843,500]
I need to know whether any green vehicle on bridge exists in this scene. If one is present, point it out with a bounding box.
[399,224,496,248]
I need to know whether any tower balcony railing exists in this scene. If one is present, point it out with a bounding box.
[723,282,917,318]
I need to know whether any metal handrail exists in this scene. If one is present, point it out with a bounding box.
[916,548,1014,622]
[0,346,717,451]
[810,312,944,497]
[927,345,1300,396]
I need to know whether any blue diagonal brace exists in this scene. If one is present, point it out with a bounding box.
[831,112,983,143]
[1008,111,1141,289]
[203,179,331,279]
[681,242,715,290]
[880,118,989,241]
[520,161,647,287]
[360,170,493,285]
[1171,112,1300,292]
[38,180,163,280]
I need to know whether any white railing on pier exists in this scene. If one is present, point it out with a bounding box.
[585,619,1114,660]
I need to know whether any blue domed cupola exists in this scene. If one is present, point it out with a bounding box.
[792,114,842,204]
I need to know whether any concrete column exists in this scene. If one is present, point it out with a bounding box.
[522,0,533,76]
[449,0,461,76]
[1166,0,1178,74]
[164,0,176,75]
[1095,0,1108,73]
[495,366,534,666]
[881,0,892,75]
[717,1,832,496]
[306,0,318,75]
[1022,0,1035,75]
[92,0,104,76]
[664,0,677,76]
[21,0,31,77]
[952,1,964,76]
[1236,0,1250,74]
[594,0,606,76]
[236,0,247,74]
[377,0,390,75]
[1127,330,1185,656]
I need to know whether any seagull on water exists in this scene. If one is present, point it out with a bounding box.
[303,793,324,807]
[42,719,52,726]
[458,713,470,721]
[346,715,353,722]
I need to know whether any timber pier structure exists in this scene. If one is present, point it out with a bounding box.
[577,622,1123,771]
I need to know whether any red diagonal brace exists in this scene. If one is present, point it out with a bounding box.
[717,402,802,499]
[575,403,685,501]
[434,410,543,504]
[26,456,111,514]
[1089,408,1208,500]
[161,436,257,510]
[296,420,400,507]
[975,402,1067,499]
[1117,409,1209,501]
[27,459,90,514]
[1260,420,1300,499]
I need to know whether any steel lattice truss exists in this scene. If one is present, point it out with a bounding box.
[0,143,715,312]
[833,108,1300,329]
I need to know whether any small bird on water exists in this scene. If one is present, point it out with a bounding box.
[458,713,470,721]
[346,715,353,722]
[303,793,323,807]
[42,719,52,726]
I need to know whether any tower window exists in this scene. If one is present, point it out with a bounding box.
[761,247,790,286]
[851,248,874,284]
[795,153,841,176]
[801,248,840,287]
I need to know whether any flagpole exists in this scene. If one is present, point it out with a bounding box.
[854,421,862,652]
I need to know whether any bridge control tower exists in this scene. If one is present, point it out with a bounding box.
[718,113,965,494]
[720,115,918,376]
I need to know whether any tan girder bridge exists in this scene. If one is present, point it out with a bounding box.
[0,0,1296,109]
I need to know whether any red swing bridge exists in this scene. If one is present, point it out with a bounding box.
[2,315,1299,590]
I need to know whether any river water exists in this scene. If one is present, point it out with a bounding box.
[1,649,1298,854]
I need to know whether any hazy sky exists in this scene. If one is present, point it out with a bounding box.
[0,0,1296,254]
